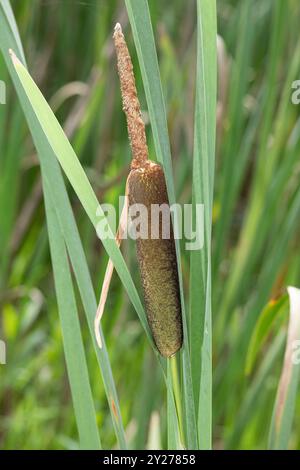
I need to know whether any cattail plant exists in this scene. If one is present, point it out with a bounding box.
[111,24,183,358]
[6,0,299,454]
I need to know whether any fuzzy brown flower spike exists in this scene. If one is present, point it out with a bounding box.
[113,23,148,169]
[95,23,183,358]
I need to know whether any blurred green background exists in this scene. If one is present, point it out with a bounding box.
[1,0,300,449]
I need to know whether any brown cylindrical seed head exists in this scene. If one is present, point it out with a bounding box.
[127,161,183,357]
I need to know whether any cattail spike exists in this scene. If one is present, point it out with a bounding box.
[113,23,148,168]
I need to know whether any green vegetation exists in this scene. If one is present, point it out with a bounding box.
[0,0,300,450]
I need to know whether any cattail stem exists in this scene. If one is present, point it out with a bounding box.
[113,23,148,169]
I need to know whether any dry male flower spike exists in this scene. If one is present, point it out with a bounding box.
[113,23,183,357]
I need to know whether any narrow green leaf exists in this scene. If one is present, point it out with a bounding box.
[192,0,217,449]
[167,360,182,450]
[44,186,101,450]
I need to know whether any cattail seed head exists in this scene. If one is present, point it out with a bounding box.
[113,24,183,357]
[127,162,183,357]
